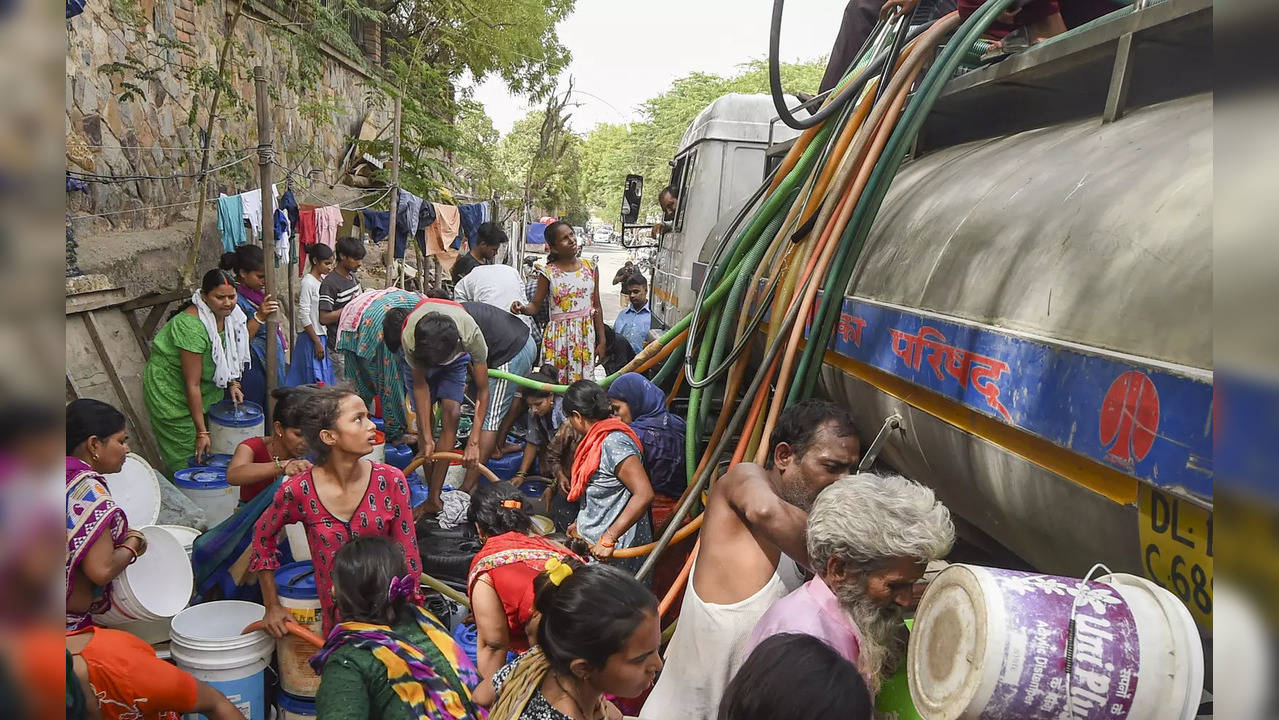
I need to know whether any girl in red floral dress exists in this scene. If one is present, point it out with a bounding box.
[250,385,422,636]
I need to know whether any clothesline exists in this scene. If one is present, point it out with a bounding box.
[67,153,255,184]
[67,195,219,221]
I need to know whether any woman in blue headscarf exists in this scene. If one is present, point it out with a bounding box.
[605,373,686,504]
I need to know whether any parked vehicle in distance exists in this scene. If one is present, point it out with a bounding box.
[594,228,614,244]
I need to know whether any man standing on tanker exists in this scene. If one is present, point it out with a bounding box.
[641,400,861,720]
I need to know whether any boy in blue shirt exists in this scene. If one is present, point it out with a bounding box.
[613,271,652,354]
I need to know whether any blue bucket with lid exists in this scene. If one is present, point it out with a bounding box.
[208,399,265,456]
[173,467,237,527]
[186,452,233,470]
[277,691,316,719]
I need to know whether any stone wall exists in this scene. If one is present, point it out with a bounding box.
[66,0,388,234]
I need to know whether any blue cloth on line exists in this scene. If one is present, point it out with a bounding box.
[217,194,246,252]
[459,203,486,245]
[280,189,300,229]
[362,210,390,243]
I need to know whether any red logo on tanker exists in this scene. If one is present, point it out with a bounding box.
[1099,371,1160,467]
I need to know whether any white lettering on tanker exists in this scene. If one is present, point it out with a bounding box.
[978,569,1140,719]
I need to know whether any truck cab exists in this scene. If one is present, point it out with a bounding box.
[649,93,807,329]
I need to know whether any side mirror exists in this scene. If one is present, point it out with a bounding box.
[621,174,643,225]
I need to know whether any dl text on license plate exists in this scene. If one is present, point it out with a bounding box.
[1138,484,1212,628]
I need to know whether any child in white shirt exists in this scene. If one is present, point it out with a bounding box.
[285,243,336,385]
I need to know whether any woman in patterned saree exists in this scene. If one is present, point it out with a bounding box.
[65,399,148,630]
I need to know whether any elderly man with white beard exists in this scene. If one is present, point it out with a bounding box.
[744,473,954,691]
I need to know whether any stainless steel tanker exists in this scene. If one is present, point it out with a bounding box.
[650,0,1213,628]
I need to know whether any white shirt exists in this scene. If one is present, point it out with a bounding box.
[297,273,325,335]
[453,265,532,328]
[239,184,280,238]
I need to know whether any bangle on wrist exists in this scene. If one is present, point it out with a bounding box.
[254,311,266,323]
[598,537,616,548]
[196,431,210,437]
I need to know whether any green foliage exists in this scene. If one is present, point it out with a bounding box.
[576,57,826,222]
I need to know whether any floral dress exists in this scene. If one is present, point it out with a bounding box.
[249,462,422,633]
[540,259,597,383]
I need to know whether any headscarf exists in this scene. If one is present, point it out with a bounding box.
[310,605,481,720]
[606,373,687,498]
[192,290,250,388]
[568,419,641,503]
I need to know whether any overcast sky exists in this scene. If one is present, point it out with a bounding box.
[471,0,843,134]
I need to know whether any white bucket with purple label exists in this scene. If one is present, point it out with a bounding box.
[907,565,1203,720]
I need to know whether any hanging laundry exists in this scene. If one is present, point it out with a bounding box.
[217,194,246,252]
[280,189,300,230]
[458,203,486,246]
[362,210,390,244]
[273,209,291,265]
[418,200,437,232]
[297,206,318,278]
[314,205,342,250]
[239,185,280,239]
[397,190,423,239]
[424,203,462,256]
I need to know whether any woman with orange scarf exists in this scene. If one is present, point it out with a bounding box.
[562,380,655,575]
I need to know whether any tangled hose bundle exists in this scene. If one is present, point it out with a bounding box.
[484,0,1019,601]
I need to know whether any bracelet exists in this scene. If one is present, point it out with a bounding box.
[598,537,616,548]
[514,470,527,478]
[196,431,211,437]
[254,311,266,323]
[274,457,284,473]
[121,544,139,564]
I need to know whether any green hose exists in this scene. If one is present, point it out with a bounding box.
[791,0,1015,402]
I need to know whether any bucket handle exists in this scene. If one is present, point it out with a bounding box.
[241,619,325,649]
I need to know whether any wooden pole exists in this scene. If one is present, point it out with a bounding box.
[385,95,402,288]
[254,66,279,423]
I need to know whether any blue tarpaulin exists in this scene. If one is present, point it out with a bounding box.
[525,223,547,246]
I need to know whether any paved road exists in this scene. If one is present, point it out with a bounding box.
[580,241,637,324]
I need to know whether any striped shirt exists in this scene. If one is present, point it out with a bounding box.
[319,270,362,341]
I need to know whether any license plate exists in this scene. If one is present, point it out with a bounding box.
[1137,484,1213,628]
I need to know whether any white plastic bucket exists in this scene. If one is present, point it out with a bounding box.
[157,525,199,558]
[170,600,274,720]
[274,562,323,698]
[102,453,161,527]
[907,565,1204,720]
[208,399,265,456]
[284,523,311,562]
[92,525,192,626]
[173,468,238,528]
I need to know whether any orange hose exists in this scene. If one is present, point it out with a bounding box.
[403,451,501,484]
[633,329,689,375]
[658,538,700,616]
[613,513,704,559]
[242,619,325,649]
[666,370,684,407]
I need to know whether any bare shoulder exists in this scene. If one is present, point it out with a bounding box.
[712,462,773,505]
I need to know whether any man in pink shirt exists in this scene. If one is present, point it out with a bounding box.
[746,473,954,691]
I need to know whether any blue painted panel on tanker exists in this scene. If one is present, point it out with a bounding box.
[817,299,1212,500]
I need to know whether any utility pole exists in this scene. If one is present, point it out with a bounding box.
[253,65,278,423]
[385,95,402,288]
